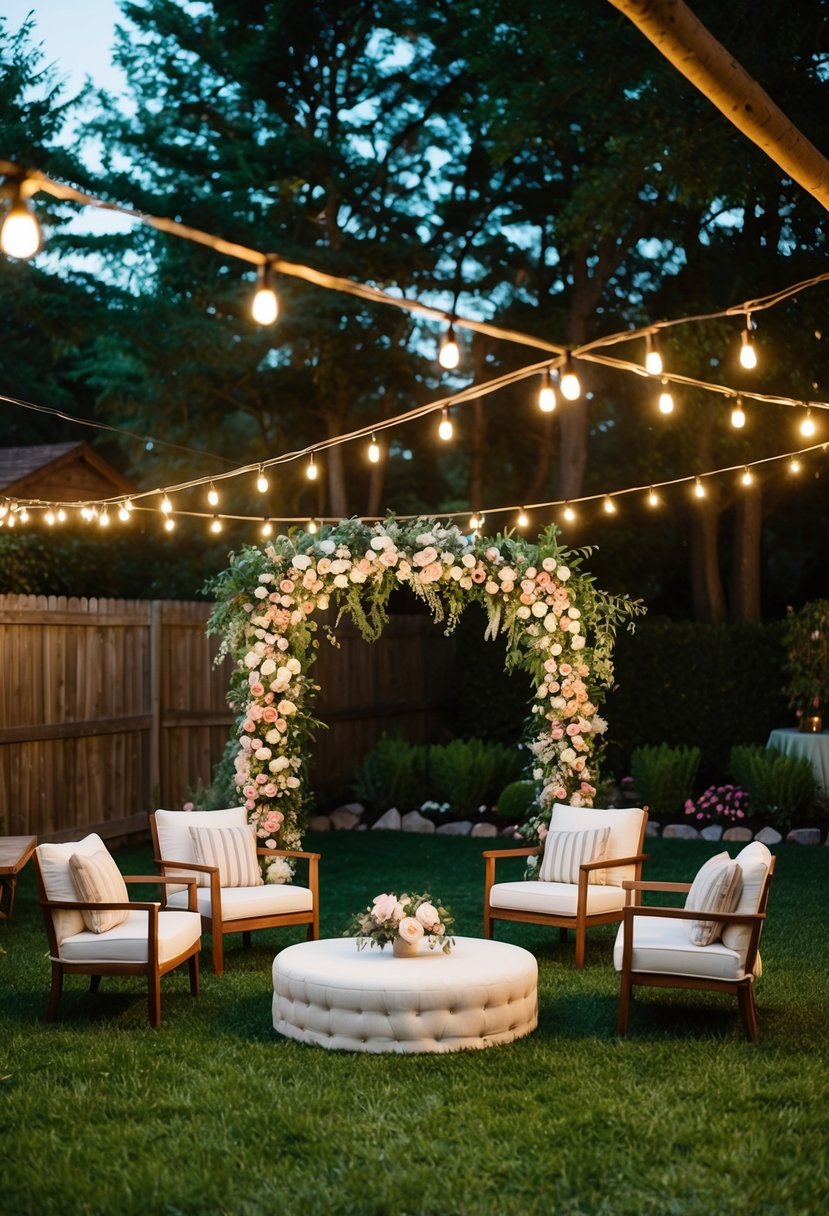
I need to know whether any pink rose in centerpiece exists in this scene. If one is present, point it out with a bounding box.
[398,916,424,943]
[371,893,400,922]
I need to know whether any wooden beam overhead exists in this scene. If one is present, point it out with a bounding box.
[607,0,829,212]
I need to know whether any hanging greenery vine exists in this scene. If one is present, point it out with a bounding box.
[207,516,643,881]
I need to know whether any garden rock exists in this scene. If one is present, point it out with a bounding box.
[700,825,724,841]
[754,826,783,844]
[645,822,661,838]
[436,820,473,836]
[401,811,436,834]
[662,824,700,840]
[334,802,364,817]
[500,824,519,837]
[371,807,402,831]
[471,822,498,838]
[308,815,331,832]
[723,827,753,842]
[330,808,361,831]
[785,828,821,845]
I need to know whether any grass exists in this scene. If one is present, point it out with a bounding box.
[2,832,828,1216]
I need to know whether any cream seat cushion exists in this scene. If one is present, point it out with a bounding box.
[546,804,645,886]
[58,909,202,965]
[613,916,760,982]
[489,880,626,917]
[166,883,313,921]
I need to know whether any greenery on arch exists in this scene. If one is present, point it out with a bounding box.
[207,516,643,880]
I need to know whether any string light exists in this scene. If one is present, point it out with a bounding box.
[19,507,29,523]
[80,506,93,521]
[789,456,802,474]
[368,435,381,463]
[739,314,757,369]
[256,466,269,493]
[160,494,172,514]
[438,407,454,440]
[164,517,175,532]
[118,503,130,521]
[306,453,318,480]
[741,466,753,486]
[647,487,659,507]
[251,263,278,325]
[307,518,318,534]
[99,509,110,527]
[210,515,222,534]
[800,409,816,437]
[563,504,576,522]
[537,369,557,413]
[694,477,706,498]
[645,333,663,376]
[0,179,41,259]
[469,512,480,530]
[730,396,746,428]
[517,509,529,528]
[603,495,617,514]
[438,322,460,370]
[207,482,219,506]
[57,508,66,522]
[559,355,581,401]
[261,518,273,537]
[6,510,15,528]
[658,380,674,415]
[45,509,55,526]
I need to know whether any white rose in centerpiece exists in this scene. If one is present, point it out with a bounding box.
[398,916,424,943]
[415,902,440,931]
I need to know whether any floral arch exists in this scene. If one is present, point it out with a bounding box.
[207,516,642,881]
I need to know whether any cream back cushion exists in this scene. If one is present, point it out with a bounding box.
[37,833,112,945]
[539,827,610,885]
[685,855,743,946]
[188,825,263,888]
[69,848,130,933]
[548,804,646,887]
[154,807,248,890]
[722,840,772,959]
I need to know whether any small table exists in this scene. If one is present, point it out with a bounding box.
[272,935,538,1053]
[766,728,829,793]
[0,836,37,921]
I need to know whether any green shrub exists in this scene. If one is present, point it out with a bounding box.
[630,743,701,820]
[729,744,817,831]
[352,736,429,812]
[496,780,537,822]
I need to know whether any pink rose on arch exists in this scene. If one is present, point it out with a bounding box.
[243,785,258,800]
[248,704,263,721]
[276,718,288,732]
[262,706,278,723]
[555,788,567,800]
[263,783,278,797]
[471,567,486,584]
[566,723,581,736]
[398,917,425,943]
[242,719,256,734]
[250,737,262,750]
[538,825,548,841]
[255,773,268,785]
[536,571,551,587]
[280,579,295,594]
[244,799,256,811]
[249,681,265,697]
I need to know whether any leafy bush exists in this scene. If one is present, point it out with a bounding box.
[496,780,538,822]
[729,744,817,831]
[353,736,521,816]
[630,743,701,820]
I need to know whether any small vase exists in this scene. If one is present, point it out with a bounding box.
[392,937,420,958]
[799,713,823,734]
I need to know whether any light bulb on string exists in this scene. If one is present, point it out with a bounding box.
[207,483,219,507]
[80,506,93,522]
[438,322,460,370]
[730,396,746,428]
[741,467,753,486]
[559,355,581,401]
[603,495,617,515]
[261,518,273,538]
[438,407,454,440]
[210,515,222,534]
[164,517,175,533]
[645,333,663,376]
[789,457,802,474]
[57,508,66,522]
[517,509,529,528]
[251,263,278,325]
[647,488,659,508]
[658,380,674,415]
[45,509,55,526]
[800,409,816,438]
[694,477,706,499]
[6,511,15,528]
[256,466,269,493]
[739,314,757,369]
[0,504,6,520]
[306,453,318,480]
[118,503,130,522]
[0,180,41,259]
[19,507,29,523]
[99,509,110,527]
[563,504,576,522]
[537,369,557,413]
[368,435,381,464]
[160,494,172,515]
[307,519,318,534]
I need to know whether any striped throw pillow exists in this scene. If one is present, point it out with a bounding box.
[685,856,743,946]
[69,848,130,933]
[538,827,610,885]
[188,825,263,888]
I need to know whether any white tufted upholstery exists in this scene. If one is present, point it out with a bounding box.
[272,936,538,1053]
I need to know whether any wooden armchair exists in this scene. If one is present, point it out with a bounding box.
[151,808,320,975]
[484,804,648,967]
[614,842,776,1041]
[34,834,201,1028]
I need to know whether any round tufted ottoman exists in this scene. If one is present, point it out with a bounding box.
[272,935,537,1053]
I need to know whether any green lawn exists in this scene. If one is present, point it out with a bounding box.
[2,833,827,1216]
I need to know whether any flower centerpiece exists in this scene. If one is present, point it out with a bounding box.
[783,600,829,731]
[347,891,455,957]
[683,783,750,828]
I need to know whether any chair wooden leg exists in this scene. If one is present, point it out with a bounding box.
[618,974,632,1035]
[574,925,586,968]
[188,952,200,998]
[89,975,102,993]
[45,962,63,1022]
[148,970,161,1028]
[483,905,492,939]
[738,982,759,1042]
[212,933,224,976]
[308,907,319,941]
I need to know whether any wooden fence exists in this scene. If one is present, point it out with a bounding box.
[0,596,456,842]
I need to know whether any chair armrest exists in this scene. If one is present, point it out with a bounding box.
[594,853,649,871]
[124,874,199,911]
[481,846,542,860]
[155,858,218,875]
[624,903,766,926]
[256,848,321,862]
[622,879,691,893]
